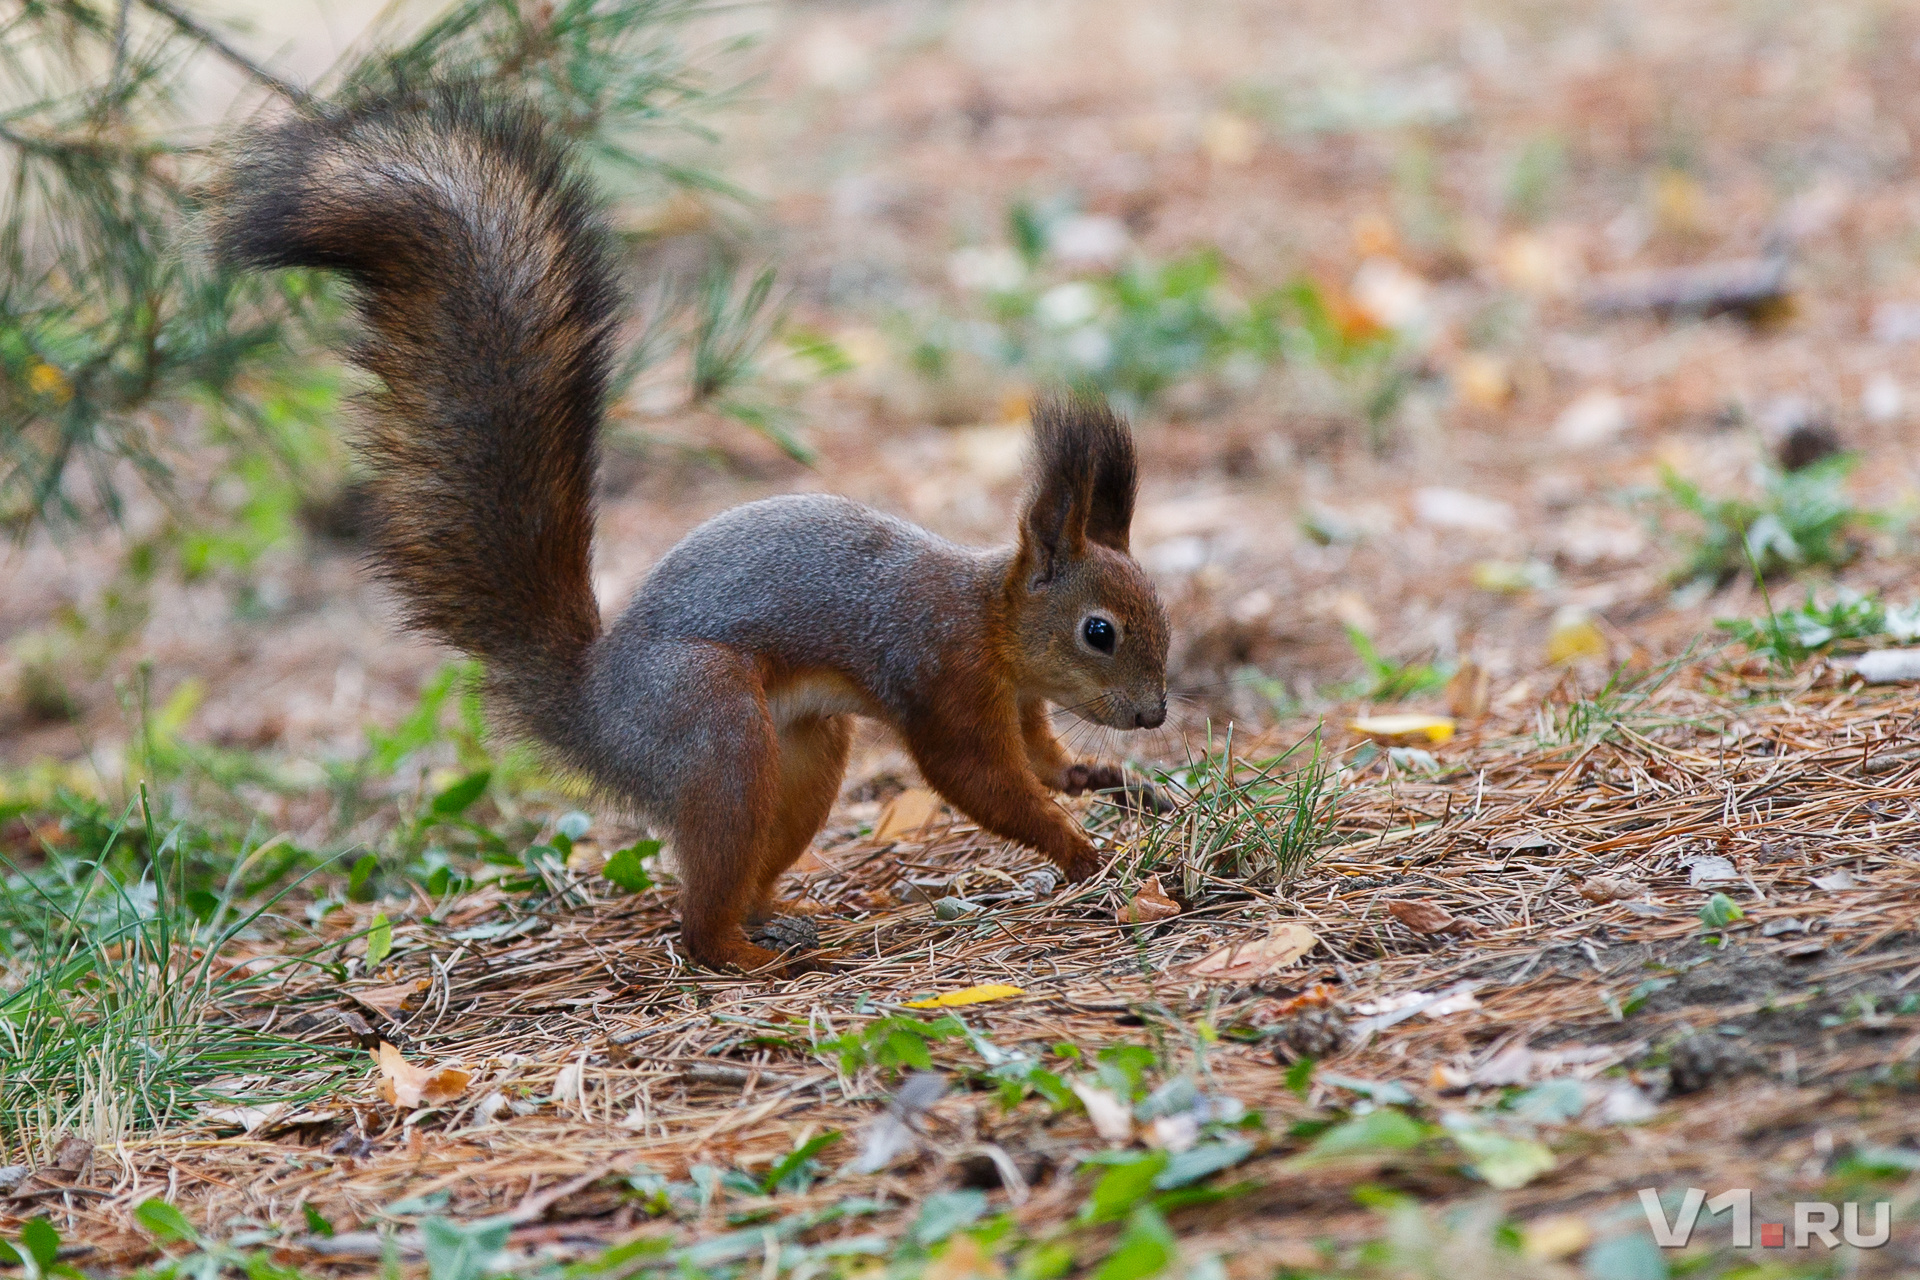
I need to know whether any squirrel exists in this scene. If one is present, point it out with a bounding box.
[211,88,1171,974]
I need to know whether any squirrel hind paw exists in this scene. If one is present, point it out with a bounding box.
[749,915,822,954]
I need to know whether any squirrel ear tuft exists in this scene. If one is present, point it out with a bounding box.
[1016,394,1137,585]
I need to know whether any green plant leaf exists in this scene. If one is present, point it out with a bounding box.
[421,1216,511,1280]
[1289,1109,1430,1165]
[301,1203,334,1238]
[1094,1205,1176,1280]
[347,853,380,904]
[431,771,491,817]
[1081,1151,1169,1224]
[601,840,660,893]
[20,1218,60,1268]
[760,1131,840,1195]
[133,1199,198,1244]
[911,1190,989,1248]
[1153,1140,1254,1190]
[1447,1124,1556,1189]
[1283,1056,1315,1098]
[1698,893,1744,929]
[366,913,392,968]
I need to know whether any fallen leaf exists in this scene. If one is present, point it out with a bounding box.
[904,983,1026,1009]
[52,1135,91,1174]
[1490,830,1557,853]
[1189,925,1320,980]
[1444,662,1491,720]
[1414,487,1513,533]
[851,1071,947,1174]
[1553,391,1629,448]
[348,981,428,1021]
[198,1104,281,1134]
[873,788,942,842]
[1811,869,1863,891]
[1351,985,1481,1027]
[1199,111,1258,166]
[1349,713,1455,745]
[1118,874,1181,925]
[1522,1215,1594,1262]
[1387,900,1480,936]
[1546,612,1608,665]
[1852,649,1920,683]
[373,1042,471,1110]
[1454,353,1510,408]
[1685,855,1738,885]
[925,1235,1006,1280]
[1270,983,1337,1016]
[1599,1081,1658,1124]
[563,839,605,874]
[1577,876,1646,903]
[1071,1081,1133,1143]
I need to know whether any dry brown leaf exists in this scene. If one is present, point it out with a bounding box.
[1070,1081,1134,1142]
[1444,661,1491,720]
[872,788,942,842]
[373,1042,471,1109]
[1270,983,1337,1016]
[924,1234,1007,1280]
[1577,876,1646,903]
[1189,924,1320,980]
[1118,874,1180,925]
[1388,899,1480,935]
[51,1135,91,1174]
[349,981,428,1020]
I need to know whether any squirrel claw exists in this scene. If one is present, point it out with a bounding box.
[1062,763,1171,815]
[749,914,822,953]
[1061,762,1125,795]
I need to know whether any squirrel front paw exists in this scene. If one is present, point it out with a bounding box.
[1061,845,1104,884]
[1062,763,1172,814]
[1062,762,1126,795]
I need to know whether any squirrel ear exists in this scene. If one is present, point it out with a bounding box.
[1017,396,1135,585]
[1081,406,1137,555]
[1017,443,1090,589]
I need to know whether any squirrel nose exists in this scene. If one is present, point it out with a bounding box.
[1135,703,1166,729]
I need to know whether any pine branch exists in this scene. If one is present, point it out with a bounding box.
[135,0,308,104]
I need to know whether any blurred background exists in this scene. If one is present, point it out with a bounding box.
[6,0,1920,794]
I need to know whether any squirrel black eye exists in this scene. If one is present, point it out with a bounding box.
[1082,616,1117,654]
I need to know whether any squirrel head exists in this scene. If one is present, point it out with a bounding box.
[1006,397,1170,731]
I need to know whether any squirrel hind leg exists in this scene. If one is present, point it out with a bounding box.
[634,643,788,974]
[744,714,852,925]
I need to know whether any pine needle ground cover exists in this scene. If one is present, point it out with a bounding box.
[7,656,1920,1278]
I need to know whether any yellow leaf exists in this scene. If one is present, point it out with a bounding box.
[1454,353,1510,408]
[1200,112,1257,166]
[1189,924,1320,980]
[1546,614,1608,665]
[1522,1215,1594,1262]
[1348,713,1455,744]
[872,788,942,842]
[903,983,1026,1009]
[27,362,71,403]
[373,1042,470,1109]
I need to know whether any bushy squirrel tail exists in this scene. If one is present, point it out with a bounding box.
[211,87,616,755]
